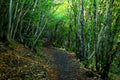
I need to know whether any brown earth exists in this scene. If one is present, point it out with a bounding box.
[0,41,47,80]
[0,41,101,80]
[43,47,100,80]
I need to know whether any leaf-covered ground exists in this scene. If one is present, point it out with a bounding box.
[0,41,47,80]
[0,41,100,80]
[0,41,119,80]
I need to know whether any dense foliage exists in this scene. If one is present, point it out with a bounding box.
[0,0,120,79]
[0,0,53,51]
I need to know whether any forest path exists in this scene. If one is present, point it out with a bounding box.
[43,47,95,80]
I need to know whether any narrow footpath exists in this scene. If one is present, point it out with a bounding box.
[43,47,98,80]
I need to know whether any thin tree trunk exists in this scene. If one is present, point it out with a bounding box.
[81,0,86,59]
[10,0,19,39]
[101,0,114,79]
[7,0,13,41]
[12,1,25,39]
[32,19,47,51]
[93,0,99,71]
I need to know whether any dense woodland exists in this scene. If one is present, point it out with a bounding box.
[0,0,120,80]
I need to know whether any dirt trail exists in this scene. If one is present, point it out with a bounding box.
[43,47,96,80]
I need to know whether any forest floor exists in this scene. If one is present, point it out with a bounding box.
[43,47,100,80]
[0,41,47,80]
[0,41,100,80]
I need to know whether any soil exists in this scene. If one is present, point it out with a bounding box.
[0,41,47,80]
[0,41,100,80]
[43,47,99,80]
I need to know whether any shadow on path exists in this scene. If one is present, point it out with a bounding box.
[43,47,97,80]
